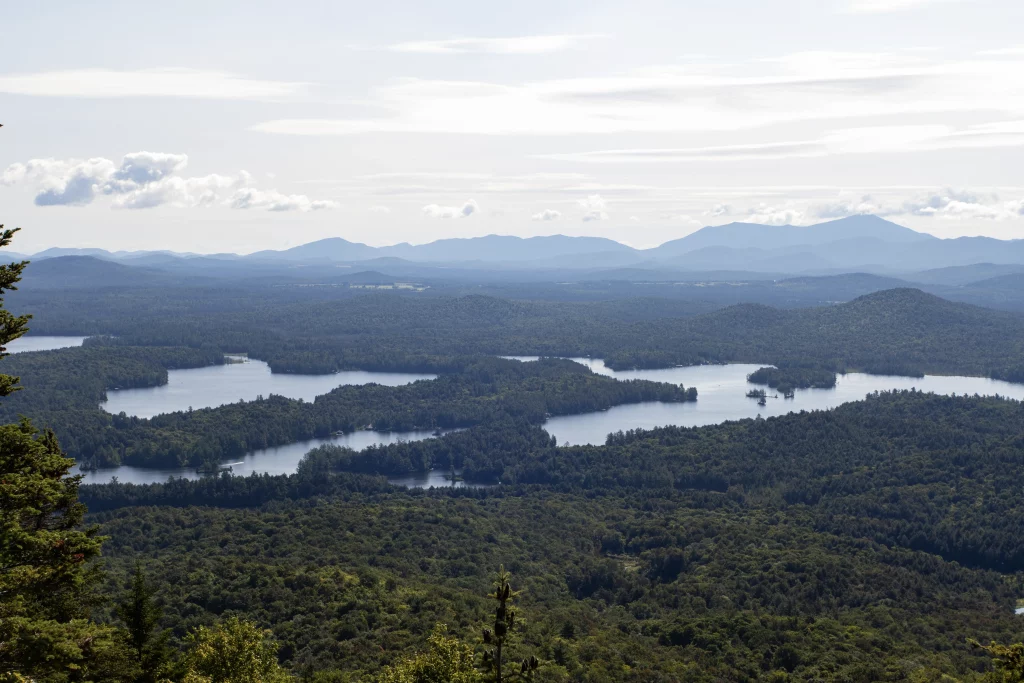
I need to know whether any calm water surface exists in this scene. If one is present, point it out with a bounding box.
[79,357,1024,486]
[6,335,87,353]
[74,428,453,486]
[504,357,1024,446]
[101,357,436,418]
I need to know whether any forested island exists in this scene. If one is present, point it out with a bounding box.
[746,366,839,392]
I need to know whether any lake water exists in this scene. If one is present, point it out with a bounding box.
[79,356,1024,487]
[74,428,456,486]
[6,335,87,353]
[504,357,1024,446]
[101,357,436,418]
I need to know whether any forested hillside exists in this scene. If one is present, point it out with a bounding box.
[80,392,1024,681]
[12,285,1024,378]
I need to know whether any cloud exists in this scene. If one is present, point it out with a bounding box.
[2,152,335,211]
[114,174,245,210]
[843,0,960,13]
[809,188,1024,222]
[814,195,888,219]
[369,205,392,214]
[0,68,310,100]
[110,152,188,185]
[542,140,827,163]
[422,199,478,218]
[745,203,806,226]
[25,158,117,206]
[386,34,603,55]
[705,204,733,217]
[229,188,338,212]
[539,122,1024,163]
[252,51,1024,137]
[577,194,608,221]
[531,209,561,221]
[979,47,1024,57]
[898,189,1021,220]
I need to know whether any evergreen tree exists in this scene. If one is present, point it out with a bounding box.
[480,566,539,683]
[0,226,30,395]
[0,225,127,681]
[116,563,173,682]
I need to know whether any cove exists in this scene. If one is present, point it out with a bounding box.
[6,335,87,353]
[72,428,483,488]
[502,358,1024,446]
[100,357,437,419]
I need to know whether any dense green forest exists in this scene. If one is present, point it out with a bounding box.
[74,392,1024,681]
[746,366,839,391]
[11,283,1024,379]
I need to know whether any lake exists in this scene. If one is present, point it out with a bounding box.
[79,357,1024,487]
[101,357,436,418]
[504,357,1024,446]
[73,428,478,487]
[6,335,87,353]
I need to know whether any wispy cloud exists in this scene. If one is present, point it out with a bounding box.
[979,46,1024,57]
[538,122,1024,162]
[386,34,603,55]
[251,50,1024,137]
[229,188,338,212]
[1,152,336,211]
[0,68,310,100]
[843,0,960,14]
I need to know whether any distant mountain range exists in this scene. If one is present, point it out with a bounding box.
[4,215,1024,278]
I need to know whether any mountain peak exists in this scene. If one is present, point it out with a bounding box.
[650,215,932,259]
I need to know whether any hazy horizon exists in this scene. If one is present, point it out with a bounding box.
[0,214,995,257]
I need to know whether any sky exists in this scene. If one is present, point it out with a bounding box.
[2,0,1023,254]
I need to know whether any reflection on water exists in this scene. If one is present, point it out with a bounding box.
[74,428,449,486]
[501,357,1024,446]
[101,357,436,418]
[387,469,492,489]
[77,357,1024,487]
[6,335,87,353]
